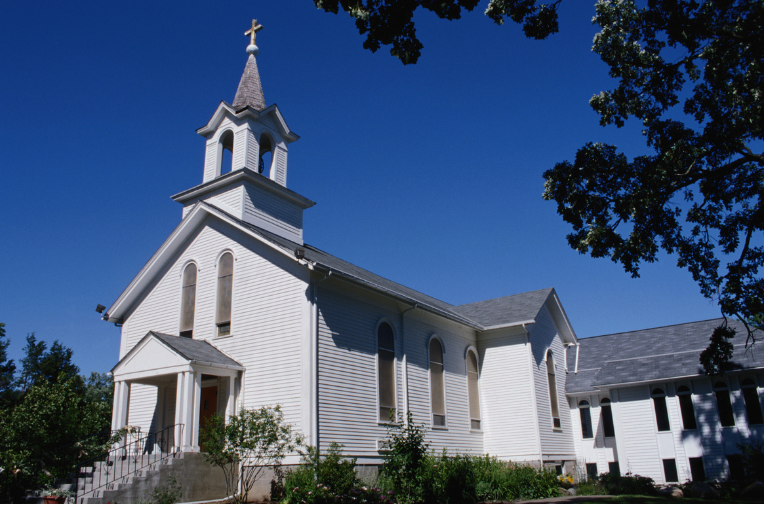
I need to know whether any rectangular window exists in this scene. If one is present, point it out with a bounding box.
[678,394,697,429]
[378,347,395,421]
[608,462,620,476]
[653,396,671,431]
[580,406,593,439]
[586,463,598,481]
[727,454,745,481]
[716,390,736,427]
[602,404,616,438]
[662,459,678,483]
[742,386,764,425]
[689,457,705,482]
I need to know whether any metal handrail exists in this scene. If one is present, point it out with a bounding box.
[74,424,184,503]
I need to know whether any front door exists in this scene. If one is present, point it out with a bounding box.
[199,386,218,452]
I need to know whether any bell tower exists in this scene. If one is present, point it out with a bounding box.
[172,20,314,244]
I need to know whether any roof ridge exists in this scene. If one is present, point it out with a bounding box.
[455,287,554,308]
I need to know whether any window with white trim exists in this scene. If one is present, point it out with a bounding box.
[430,338,446,426]
[741,378,763,425]
[466,349,481,430]
[179,263,197,338]
[377,322,396,422]
[652,388,670,432]
[600,397,615,438]
[677,385,697,430]
[547,351,561,429]
[216,252,233,336]
[714,381,735,427]
[579,400,593,439]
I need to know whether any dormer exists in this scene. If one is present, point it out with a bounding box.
[172,21,314,244]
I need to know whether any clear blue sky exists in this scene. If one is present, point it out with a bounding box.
[0,0,720,376]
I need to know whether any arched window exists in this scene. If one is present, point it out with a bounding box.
[466,349,481,430]
[579,400,593,439]
[547,351,561,428]
[218,130,234,176]
[714,381,736,427]
[741,378,763,425]
[259,133,273,178]
[179,263,197,338]
[377,322,396,422]
[677,385,697,430]
[652,388,671,431]
[429,338,446,426]
[600,397,615,438]
[216,252,233,336]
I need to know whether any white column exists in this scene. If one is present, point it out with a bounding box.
[226,375,236,422]
[174,373,185,451]
[111,381,123,431]
[182,372,195,450]
[191,372,202,450]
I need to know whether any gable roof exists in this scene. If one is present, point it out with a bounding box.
[105,201,573,334]
[111,331,243,373]
[454,288,554,327]
[565,318,762,394]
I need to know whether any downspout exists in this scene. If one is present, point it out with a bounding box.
[312,270,332,449]
[575,343,580,374]
[400,304,418,424]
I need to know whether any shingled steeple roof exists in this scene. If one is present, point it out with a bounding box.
[232,53,266,111]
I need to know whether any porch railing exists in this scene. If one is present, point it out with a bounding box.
[74,424,183,503]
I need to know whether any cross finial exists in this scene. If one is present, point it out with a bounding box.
[245,19,263,46]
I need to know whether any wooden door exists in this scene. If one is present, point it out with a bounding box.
[199,386,218,452]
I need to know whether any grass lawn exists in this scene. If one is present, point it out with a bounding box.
[587,495,751,504]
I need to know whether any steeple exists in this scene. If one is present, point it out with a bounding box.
[232,20,266,111]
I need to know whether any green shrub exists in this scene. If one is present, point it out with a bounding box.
[598,472,656,496]
[283,443,395,504]
[739,441,764,482]
[420,451,478,503]
[148,474,182,504]
[380,412,429,502]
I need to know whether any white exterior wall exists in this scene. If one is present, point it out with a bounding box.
[182,185,243,219]
[316,284,481,461]
[570,394,619,476]
[119,217,310,439]
[530,304,575,461]
[242,180,303,243]
[477,328,541,461]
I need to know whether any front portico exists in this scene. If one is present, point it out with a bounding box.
[111,331,244,453]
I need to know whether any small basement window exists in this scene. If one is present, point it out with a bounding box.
[662,459,678,483]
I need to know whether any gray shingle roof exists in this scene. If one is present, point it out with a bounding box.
[232,55,266,111]
[151,332,242,368]
[565,318,762,394]
[452,288,554,327]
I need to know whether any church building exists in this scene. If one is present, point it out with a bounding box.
[100,22,764,500]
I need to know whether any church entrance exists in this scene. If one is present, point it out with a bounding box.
[199,385,218,452]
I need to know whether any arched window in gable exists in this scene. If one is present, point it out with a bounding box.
[216,252,234,336]
[741,378,764,425]
[218,130,234,176]
[179,263,197,338]
[546,351,561,428]
[466,349,481,430]
[377,321,396,422]
[600,397,615,438]
[651,388,671,431]
[579,400,593,439]
[677,385,697,430]
[714,381,736,427]
[430,338,446,426]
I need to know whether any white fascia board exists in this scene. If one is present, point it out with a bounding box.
[105,202,305,323]
[546,290,578,344]
[258,104,299,142]
[196,102,237,137]
[480,320,537,331]
[195,102,299,142]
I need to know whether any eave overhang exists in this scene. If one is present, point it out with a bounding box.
[196,101,299,142]
[171,167,315,209]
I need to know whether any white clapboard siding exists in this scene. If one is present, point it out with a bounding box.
[123,216,309,436]
[242,180,303,242]
[691,378,728,480]
[664,384,691,482]
[530,304,575,459]
[615,385,663,479]
[478,330,539,460]
[404,311,482,456]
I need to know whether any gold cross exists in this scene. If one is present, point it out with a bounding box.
[245,19,263,45]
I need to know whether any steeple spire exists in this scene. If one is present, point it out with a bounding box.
[232,19,266,111]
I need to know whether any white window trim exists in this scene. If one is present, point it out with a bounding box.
[464,345,482,432]
[375,317,398,424]
[428,334,448,430]
[177,260,199,338]
[212,249,237,339]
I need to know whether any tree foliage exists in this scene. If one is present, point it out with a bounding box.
[313,0,564,64]
[0,322,17,408]
[542,0,763,371]
[200,405,302,503]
